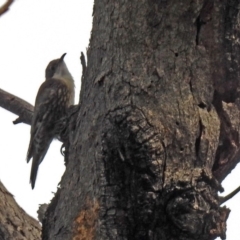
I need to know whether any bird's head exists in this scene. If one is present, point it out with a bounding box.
[45,53,72,80]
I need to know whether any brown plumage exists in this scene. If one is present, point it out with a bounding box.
[27,53,74,189]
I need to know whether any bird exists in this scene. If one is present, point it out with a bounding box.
[26,53,75,189]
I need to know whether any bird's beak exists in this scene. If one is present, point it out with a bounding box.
[60,53,67,61]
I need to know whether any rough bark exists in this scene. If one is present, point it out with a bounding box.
[1,0,240,240]
[0,181,41,240]
[41,0,240,239]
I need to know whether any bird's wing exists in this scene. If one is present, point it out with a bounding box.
[26,79,67,162]
[27,79,68,189]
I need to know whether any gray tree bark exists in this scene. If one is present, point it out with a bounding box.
[42,0,240,239]
[0,181,41,240]
[1,0,240,240]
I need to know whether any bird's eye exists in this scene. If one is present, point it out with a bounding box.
[51,67,55,71]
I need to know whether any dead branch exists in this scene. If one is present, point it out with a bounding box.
[80,52,86,76]
[0,88,33,125]
[0,0,14,17]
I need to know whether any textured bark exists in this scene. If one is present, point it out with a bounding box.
[41,0,240,239]
[1,0,240,240]
[38,0,240,239]
[0,181,41,240]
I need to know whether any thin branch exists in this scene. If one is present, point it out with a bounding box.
[80,52,86,76]
[0,0,14,17]
[0,88,33,125]
[80,52,86,84]
[219,186,240,205]
[79,52,86,103]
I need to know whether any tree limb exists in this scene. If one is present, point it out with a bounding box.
[0,0,14,17]
[0,88,33,125]
[0,181,41,239]
[220,186,240,205]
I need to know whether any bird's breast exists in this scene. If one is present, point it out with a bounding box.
[57,77,75,105]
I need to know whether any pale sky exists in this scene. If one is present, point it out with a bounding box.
[0,0,93,219]
[0,1,239,239]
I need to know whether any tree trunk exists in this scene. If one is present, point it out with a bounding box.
[2,0,240,239]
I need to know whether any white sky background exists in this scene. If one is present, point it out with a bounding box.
[0,0,94,219]
[0,1,239,239]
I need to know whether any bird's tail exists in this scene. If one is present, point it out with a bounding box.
[26,139,34,163]
[28,138,53,189]
[30,157,39,189]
